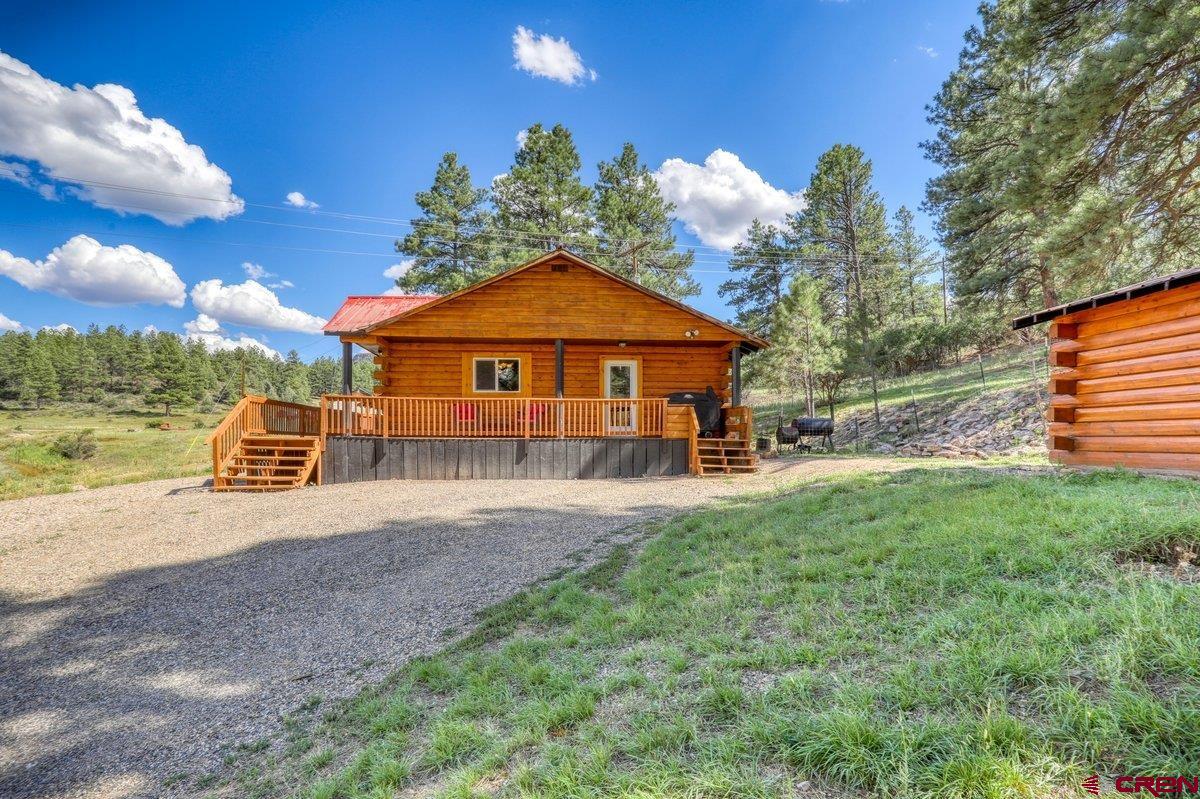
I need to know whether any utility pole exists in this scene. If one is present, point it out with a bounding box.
[240,354,247,397]
[617,241,650,283]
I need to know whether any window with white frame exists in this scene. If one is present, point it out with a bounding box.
[473,357,521,392]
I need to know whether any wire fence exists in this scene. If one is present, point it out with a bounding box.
[749,342,1053,452]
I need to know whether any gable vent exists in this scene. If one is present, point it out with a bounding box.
[551,264,570,272]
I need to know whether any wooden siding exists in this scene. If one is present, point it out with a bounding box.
[374,340,733,402]
[368,259,742,343]
[1048,283,1200,473]
[323,436,690,481]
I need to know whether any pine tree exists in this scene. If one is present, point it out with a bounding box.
[892,206,937,318]
[395,152,495,294]
[718,219,791,336]
[21,343,60,409]
[762,274,834,417]
[146,333,194,416]
[593,143,698,299]
[280,350,312,403]
[492,123,595,264]
[791,144,895,422]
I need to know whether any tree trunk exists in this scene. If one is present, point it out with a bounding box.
[165,402,172,417]
[870,371,881,424]
[1037,255,1058,308]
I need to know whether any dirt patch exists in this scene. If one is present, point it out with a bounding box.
[1116,538,1200,584]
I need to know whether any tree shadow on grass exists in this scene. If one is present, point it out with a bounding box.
[0,498,682,798]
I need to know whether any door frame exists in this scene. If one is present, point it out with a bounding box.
[601,357,641,434]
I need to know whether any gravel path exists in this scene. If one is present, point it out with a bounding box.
[0,458,897,798]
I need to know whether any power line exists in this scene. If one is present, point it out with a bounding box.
[0,165,929,267]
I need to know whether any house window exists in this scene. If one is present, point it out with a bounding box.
[473,357,521,393]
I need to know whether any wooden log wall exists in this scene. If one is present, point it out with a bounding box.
[1048,281,1200,473]
[322,437,691,482]
[375,340,733,403]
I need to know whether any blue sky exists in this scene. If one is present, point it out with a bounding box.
[0,0,981,361]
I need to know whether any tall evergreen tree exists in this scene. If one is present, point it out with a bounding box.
[791,144,895,421]
[923,0,1198,312]
[718,220,791,336]
[21,343,60,409]
[492,123,595,264]
[146,333,195,416]
[395,152,495,294]
[762,274,835,417]
[892,206,937,318]
[593,143,699,299]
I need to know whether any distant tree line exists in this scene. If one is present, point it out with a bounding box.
[0,327,374,415]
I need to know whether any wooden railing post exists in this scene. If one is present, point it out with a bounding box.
[523,398,531,439]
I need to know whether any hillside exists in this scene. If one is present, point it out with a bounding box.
[753,345,1050,460]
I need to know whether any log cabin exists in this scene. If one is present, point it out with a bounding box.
[206,249,769,490]
[1013,267,1200,474]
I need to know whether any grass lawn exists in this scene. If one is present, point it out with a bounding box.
[228,466,1199,799]
[0,403,225,501]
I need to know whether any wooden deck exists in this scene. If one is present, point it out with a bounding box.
[207,395,756,490]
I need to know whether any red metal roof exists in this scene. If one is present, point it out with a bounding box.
[323,294,439,334]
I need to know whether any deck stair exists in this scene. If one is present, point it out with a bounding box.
[695,436,759,476]
[214,434,320,492]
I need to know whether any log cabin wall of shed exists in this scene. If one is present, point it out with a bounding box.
[374,340,734,403]
[1048,280,1200,473]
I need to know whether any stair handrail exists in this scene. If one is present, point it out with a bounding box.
[207,395,321,487]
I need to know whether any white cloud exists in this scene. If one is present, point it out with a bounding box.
[0,312,21,331]
[383,260,414,281]
[142,324,157,334]
[189,278,326,333]
[917,45,939,58]
[268,279,294,289]
[41,323,77,333]
[183,313,280,358]
[0,234,186,307]
[653,149,806,249]
[516,129,529,148]
[0,51,242,225]
[242,261,271,280]
[512,26,596,85]
[285,191,318,209]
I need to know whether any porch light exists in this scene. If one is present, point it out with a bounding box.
[618,341,627,347]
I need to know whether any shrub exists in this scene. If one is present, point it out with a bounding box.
[145,419,164,429]
[54,429,98,460]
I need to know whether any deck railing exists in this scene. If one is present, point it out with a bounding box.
[206,395,322,478]
[320,395,668,440]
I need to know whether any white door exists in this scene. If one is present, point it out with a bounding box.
[603,360,638,434]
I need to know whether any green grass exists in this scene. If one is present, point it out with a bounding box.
[751,345,1047,434]
[0,402,226,501]
[232,465,1199,799]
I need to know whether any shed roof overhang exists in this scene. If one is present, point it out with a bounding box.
[1012,266,1200,330]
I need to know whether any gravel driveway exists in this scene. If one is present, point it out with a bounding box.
[0,458,895,798]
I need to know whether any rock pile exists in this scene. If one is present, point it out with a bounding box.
[830,385,1048,459]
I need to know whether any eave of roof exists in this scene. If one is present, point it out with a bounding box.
[323,294,440,335]
[356,248,770,350]
[1012,266,1200,330]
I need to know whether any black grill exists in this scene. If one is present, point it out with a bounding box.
[792,417,834,437]
[666,387,723,434]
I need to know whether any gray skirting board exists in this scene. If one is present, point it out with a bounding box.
[322,437,690,482]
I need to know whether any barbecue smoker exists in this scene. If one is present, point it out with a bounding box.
[776,415,834,452]
[666,387,723,436]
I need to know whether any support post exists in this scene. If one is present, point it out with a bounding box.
[341,340,353,435]
[555,339,565,437]
[341,341,354,394]
[731,347,742,407]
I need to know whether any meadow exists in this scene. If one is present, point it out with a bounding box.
[0,402,224,501]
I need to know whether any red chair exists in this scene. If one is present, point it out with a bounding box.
[454,402,477,422]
